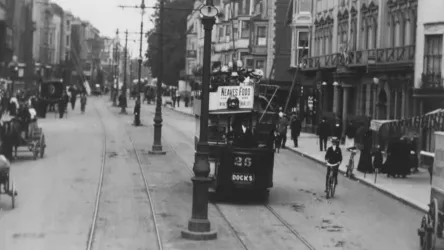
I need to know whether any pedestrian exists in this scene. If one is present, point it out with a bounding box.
[290,113,302,147]
[133,97,141,126]
[172,94,176,107]
[333,119,342,141]
[9,96,18,116]
[176,92,181,107]
[58,92,68,118]
[184,95,189,107]
[277,112,289,149]
[372,144,383,173]
[70,89,77,110]
[357,129,373,173]
[345,121,356,149]
[318,117,330,151]
[80,93,87,114]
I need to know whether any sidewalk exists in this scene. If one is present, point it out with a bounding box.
[167,100,194,116]
[163,102,431,213]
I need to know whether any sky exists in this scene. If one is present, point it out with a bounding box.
[51,0,157,58]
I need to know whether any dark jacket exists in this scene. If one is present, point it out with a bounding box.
[318,120,330,138]
[277,116,289,135]
[290,116,302,137]
[325,146,342,165]
[372,149,383,169]
[345,124,356,138]
[333,123,342,138]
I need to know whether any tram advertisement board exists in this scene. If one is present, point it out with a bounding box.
[209,86,254,110]
[433,132,444,191]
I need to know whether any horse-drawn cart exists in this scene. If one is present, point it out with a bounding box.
[418,131,444,250]
[0,155,16,208]
[2,116,46,160]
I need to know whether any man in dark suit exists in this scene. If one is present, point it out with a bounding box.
[290,113,302,147]
[325,137,342,192]
[318,117,330,151]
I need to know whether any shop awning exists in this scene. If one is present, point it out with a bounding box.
[370,120,396,131]
[371,109,444,132]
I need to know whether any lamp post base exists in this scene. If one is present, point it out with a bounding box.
[181,224,217,241]
[119,109,127,114]
[149,145,166,155]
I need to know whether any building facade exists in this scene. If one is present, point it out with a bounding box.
[413,0,444,152]
[413,0,444,113]
[297,0,417,133]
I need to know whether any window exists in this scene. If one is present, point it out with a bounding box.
[238,0,250,15]
[254,0,263,15]
[297,31,309,65]
[424,35,443,74]
[298,0,312,13]
[256,60,265,69]
[219,27,224,42]
[298,31,309,48]
[66,35,70,46]
[256,26,267,46]
[240,52,248,59]
[225,24,231,37]
[246,59,254,68]
[233,22,239,40]
[241,21,250,38]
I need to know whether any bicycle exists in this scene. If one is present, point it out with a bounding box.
[345,147,357,178]
[326,162,339,199]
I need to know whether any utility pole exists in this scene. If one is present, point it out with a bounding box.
[118,0,147,126]
[113,29,120,107]
[121,30,128,114]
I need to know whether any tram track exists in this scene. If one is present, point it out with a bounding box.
[159,112,317,250]
[86,101,163,250]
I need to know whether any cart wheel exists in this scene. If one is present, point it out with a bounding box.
[10,180,15,209]
[33,143,38,160]
[39,134,45,158]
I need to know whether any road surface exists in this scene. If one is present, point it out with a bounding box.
[150,105,425,250]
[0,98,428,250]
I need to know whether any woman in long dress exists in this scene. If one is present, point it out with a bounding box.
[357,130,374,173]
[345,121,356,149]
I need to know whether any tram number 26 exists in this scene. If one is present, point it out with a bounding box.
[234,156,252,167]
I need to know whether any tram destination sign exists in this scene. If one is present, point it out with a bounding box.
[209,86,254,110]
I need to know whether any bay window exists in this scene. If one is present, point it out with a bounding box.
[424,35,443,74]
[241,20,250,38]
[256,26,267,46]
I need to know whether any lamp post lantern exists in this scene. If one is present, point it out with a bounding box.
[181,0,218,241]
[149,0,166,155]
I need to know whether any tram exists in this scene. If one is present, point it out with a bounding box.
[418,132,444,250]
[193,64,278,199]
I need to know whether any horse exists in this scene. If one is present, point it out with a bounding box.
[0,119,21,161]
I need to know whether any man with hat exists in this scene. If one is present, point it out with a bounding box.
[324,137,342,192]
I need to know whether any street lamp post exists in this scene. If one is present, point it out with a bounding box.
[149,0,166,155]
[121,30,129,114]
[181,0,218,241]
